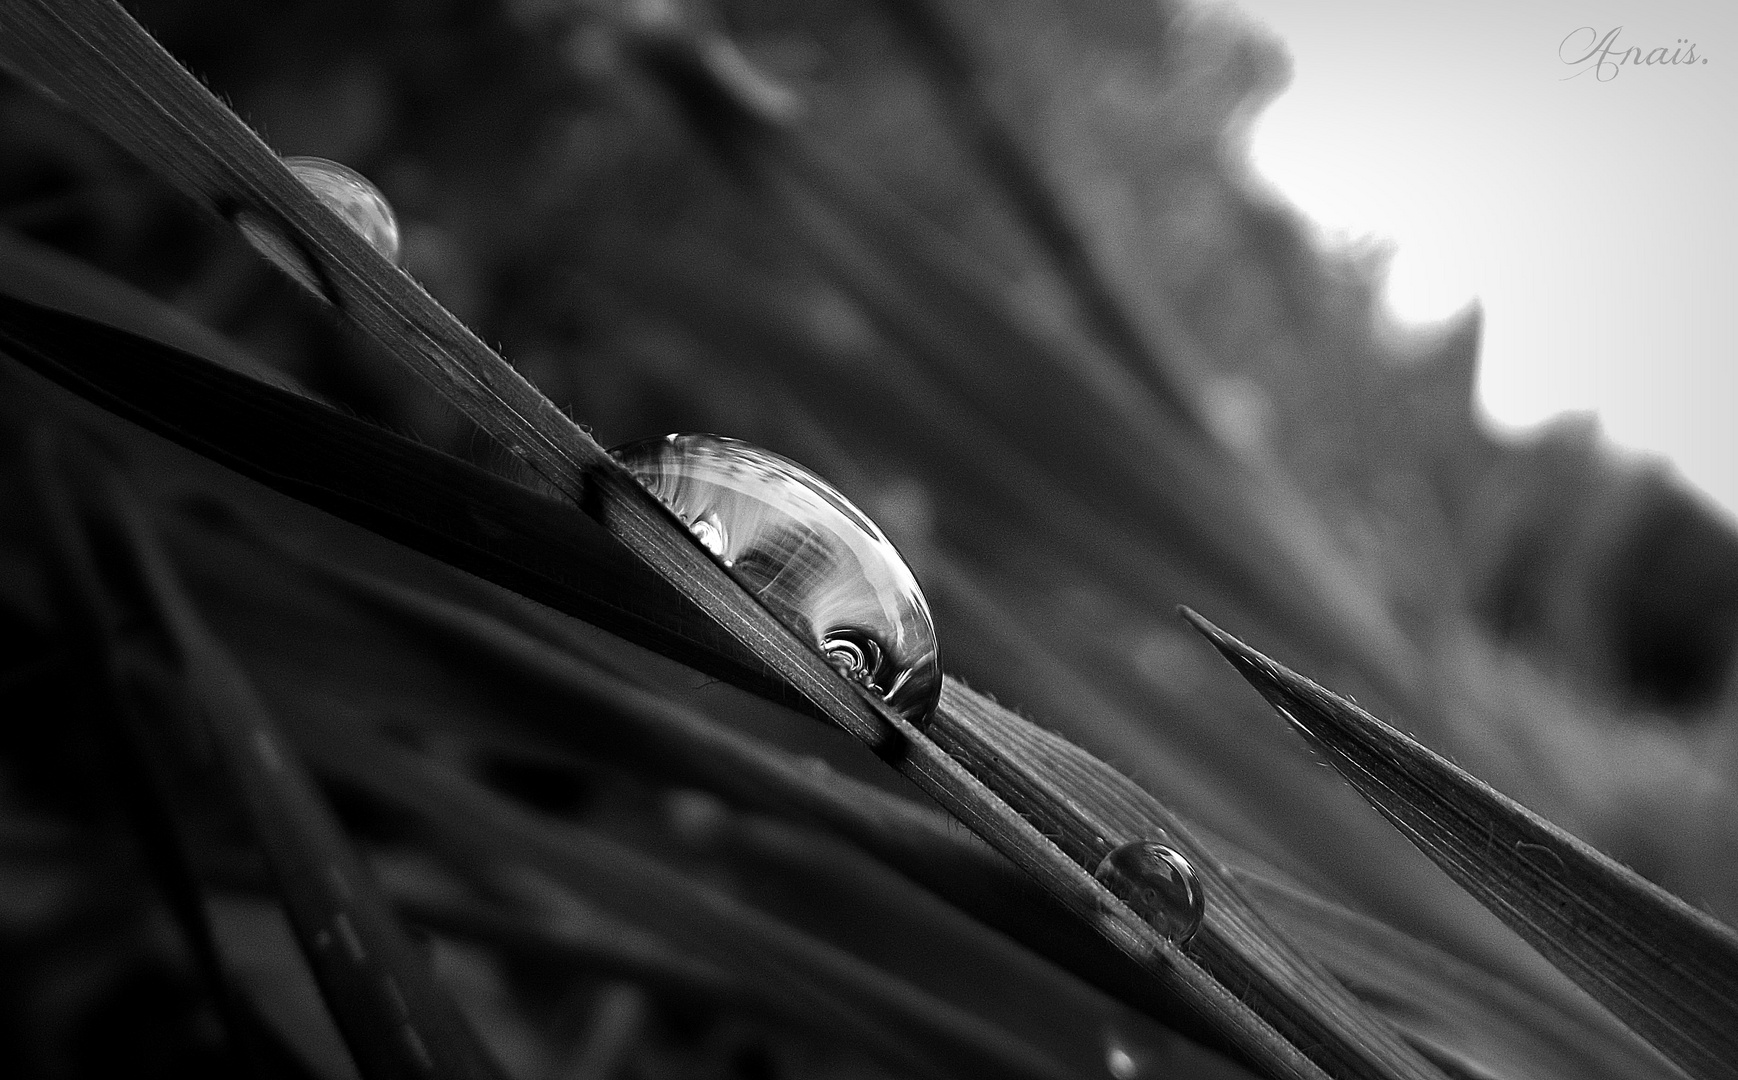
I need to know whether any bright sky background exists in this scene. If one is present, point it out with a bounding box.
[1224,0,1737,519]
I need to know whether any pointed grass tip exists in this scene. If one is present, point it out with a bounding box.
[1175,607,1329,738]
[1178,608,1738,1080]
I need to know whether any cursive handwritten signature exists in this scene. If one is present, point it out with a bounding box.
[1560,27,1708,81]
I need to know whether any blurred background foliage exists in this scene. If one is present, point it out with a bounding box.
[2,0,1736,1077]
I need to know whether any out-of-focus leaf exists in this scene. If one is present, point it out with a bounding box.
[29,435,332,1080]
[871,0,1189,408]
[1185,608,1738,1080]
[1235,868,1676,1080]
[297,719,1090,1080]
[31,439,504,1080]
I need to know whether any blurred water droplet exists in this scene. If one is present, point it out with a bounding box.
[665,789,728,847]
[612,433,942,724]
[1094,840,1204,945]
[1104,1038,1140,1080]
[284,156,401,263]
[1202,372,1272,459]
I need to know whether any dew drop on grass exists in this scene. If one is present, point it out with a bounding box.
[1094,840,1205,945]
[283,156,401,264]
[611,433,942,725]
[238,157,401,296]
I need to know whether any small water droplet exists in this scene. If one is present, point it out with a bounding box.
[1104,1038,1140,1080]
[283,156,401,264]
[1094,840,1204,945]
[611,433,942,724]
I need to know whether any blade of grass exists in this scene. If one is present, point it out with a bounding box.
[33,437,504,1080]
[202,856,899,1045]
[1183,607,1738,1080]
[208,839,1003,1068]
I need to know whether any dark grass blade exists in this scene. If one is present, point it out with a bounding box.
[205,857,956,1054]
[1183,607,1738,1080]
[31,439,503,1080]
[27,436,329,1080]
[296,721,1089,1080]
[201,835,985,1060]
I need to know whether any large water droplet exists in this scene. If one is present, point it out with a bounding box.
[1094,840,1204,945]
[283,156,401,264]
[611,433,942,725]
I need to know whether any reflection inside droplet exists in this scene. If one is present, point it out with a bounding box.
[687,513,728,560]
[283,156,401,264]
[822,628,885,686]
[611,433,942,725]
[1094,840,1205,946]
